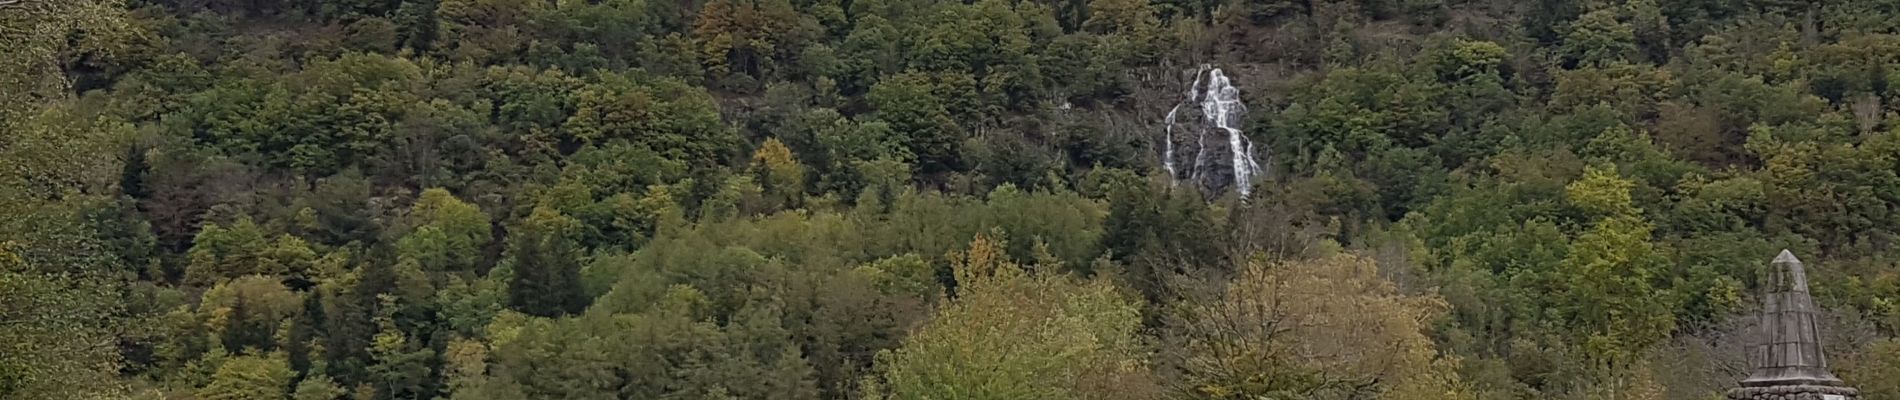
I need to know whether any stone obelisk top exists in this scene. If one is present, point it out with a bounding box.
[1742,250,1841,387]
[1728,250,1855,400]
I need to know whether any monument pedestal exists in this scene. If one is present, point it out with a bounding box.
[1725,385,1857,400]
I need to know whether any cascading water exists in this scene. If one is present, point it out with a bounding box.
[1161,67,1206,181]
[1160,65,1264,197]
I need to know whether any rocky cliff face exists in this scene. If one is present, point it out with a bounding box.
[1159,65,1264,198]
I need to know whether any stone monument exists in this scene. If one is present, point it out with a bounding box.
[1727,250,1858,400]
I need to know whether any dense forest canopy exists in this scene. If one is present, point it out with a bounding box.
[5,0,1900,399]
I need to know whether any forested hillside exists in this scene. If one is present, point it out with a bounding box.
[5,0,1900,399]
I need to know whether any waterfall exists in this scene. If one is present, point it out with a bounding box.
[1161,65,1263,197]
[1161,66,1207,182]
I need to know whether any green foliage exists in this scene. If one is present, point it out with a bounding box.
[562,73,740,168]
[868,72,963,175]
[1165,253,1462,399]
[198,353,294,400]
[293,374,349,400]
[396,188,493,272]
[0,252,126,399]
[1555,211,1675,362]
[1083,0,1159,34]
[186,217,316,285]
[3,3,247,399]
[15,0,1900,398]
[872,234,1155,400]
[457,286,821,399]
[692,0,821,89]
[182,54,422,175]
[753,138,808,209]
[0,104,135,200]
[200,275,302,353]
[504,206,589,317]
[1561,8,1639,68]
[1843,339,1900,400]
[1434,40,1508,81]
[1101,180,1225,299]
[0,0,132,122]
[1567,165,1637,216]
[0,106,140,277]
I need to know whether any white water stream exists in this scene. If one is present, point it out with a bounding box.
[1161,65,1262,197]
